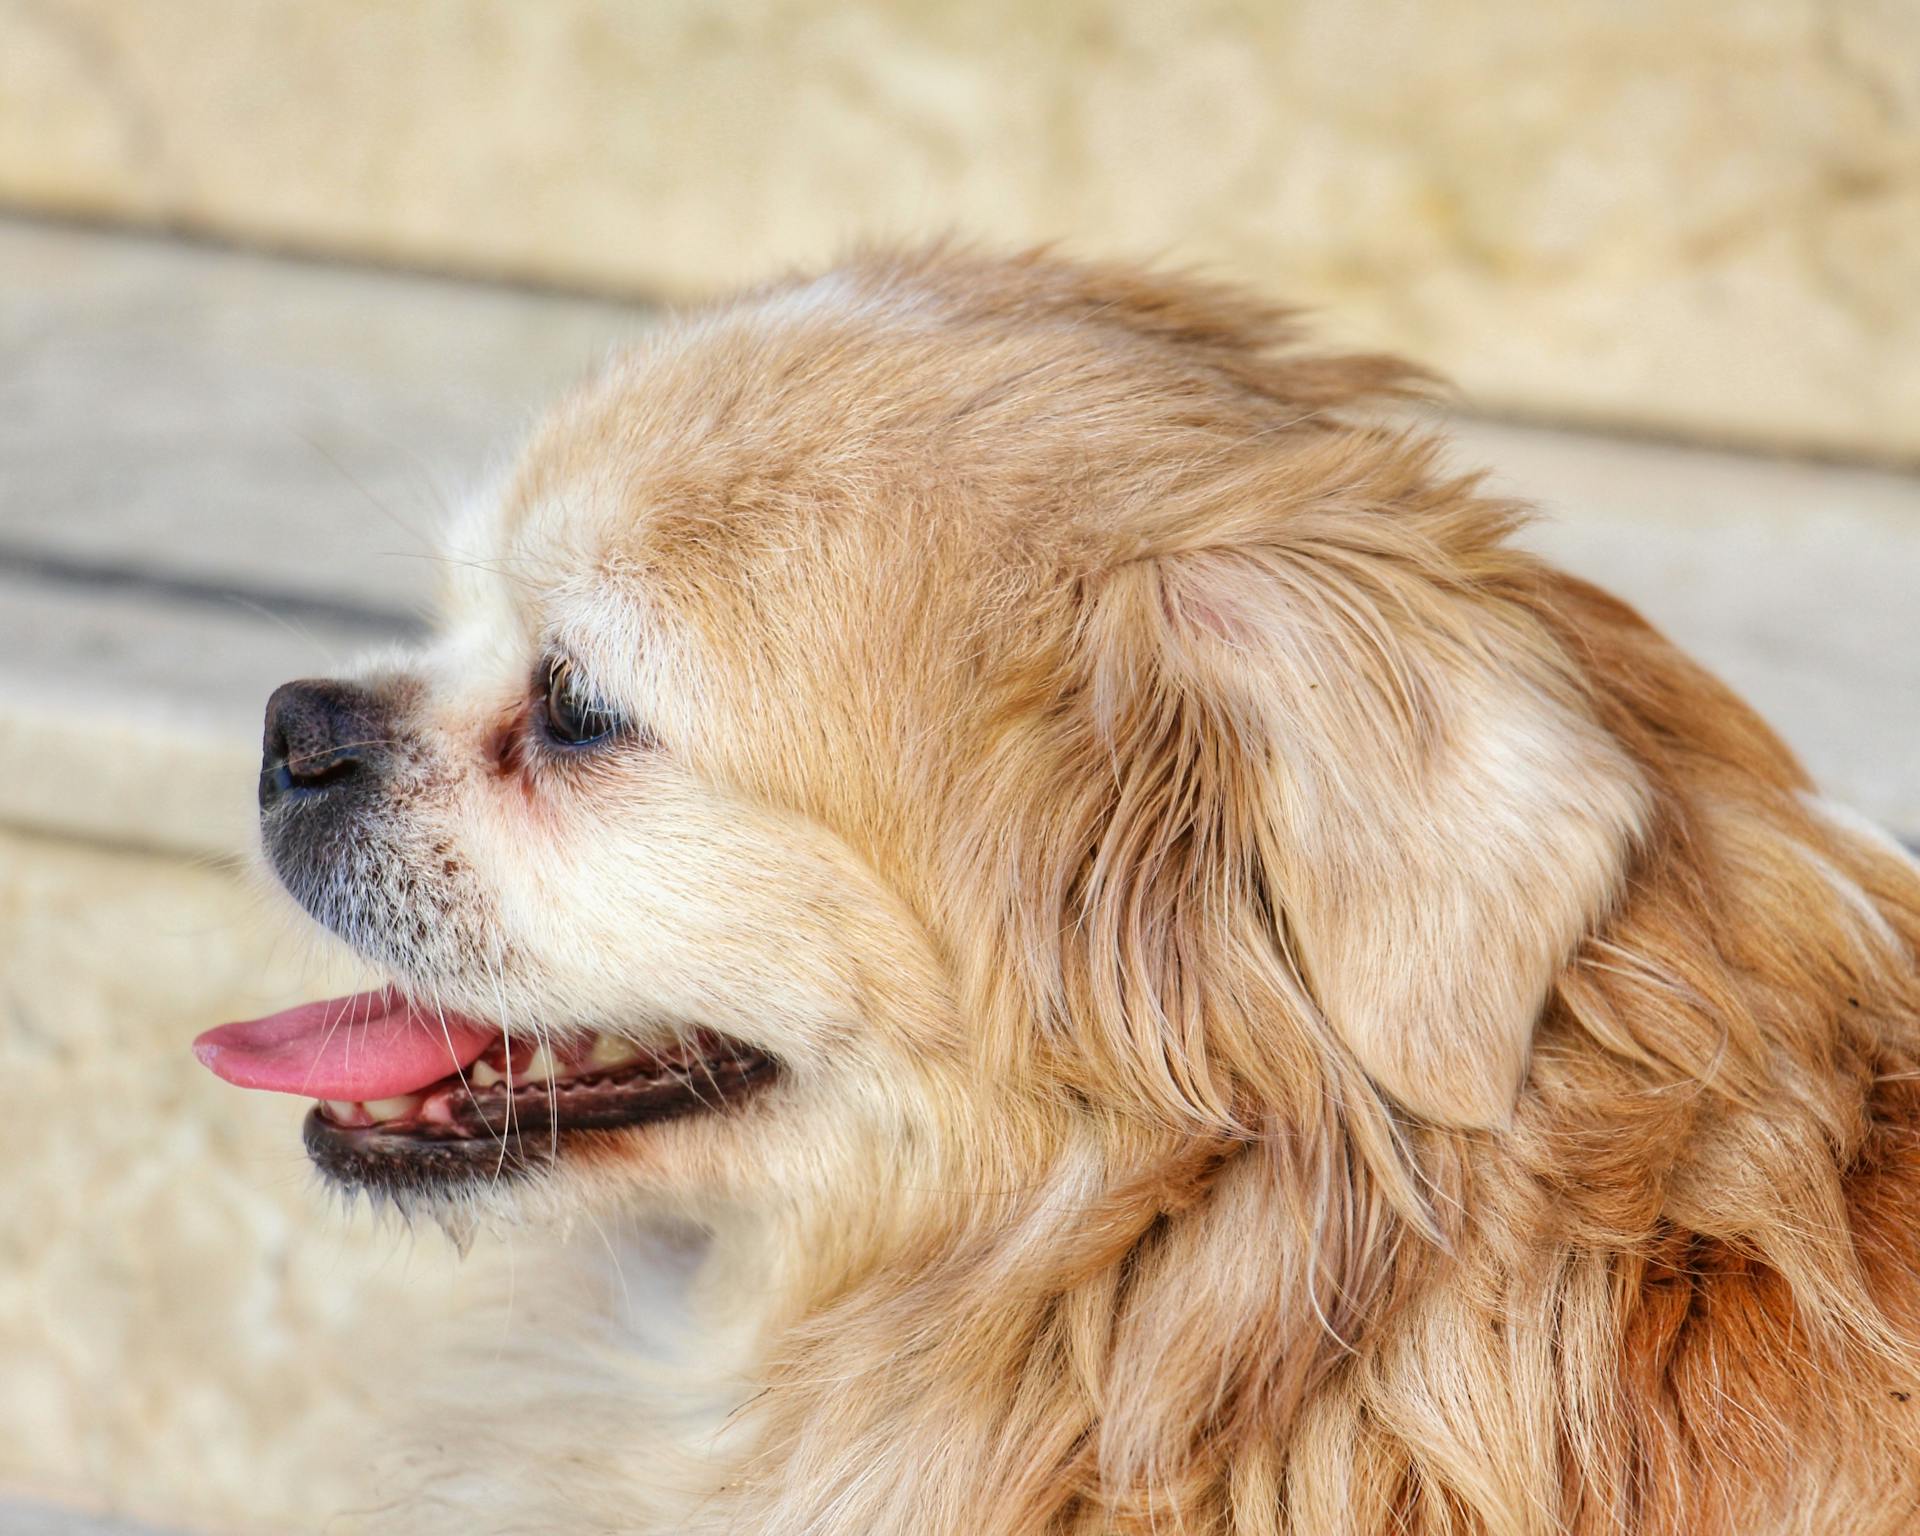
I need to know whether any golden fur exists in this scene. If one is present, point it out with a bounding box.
[308,248,1920,1533]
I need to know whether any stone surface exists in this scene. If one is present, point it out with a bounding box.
[1,0,1916,462]
[0,1497,183,1535]
[0,216,646,619]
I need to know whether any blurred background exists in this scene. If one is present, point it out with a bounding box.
[1,2,1916,1531]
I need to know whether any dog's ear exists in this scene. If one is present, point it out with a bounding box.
[1073,460,1649,1130]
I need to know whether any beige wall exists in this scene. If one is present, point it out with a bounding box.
[3,0,1916,464]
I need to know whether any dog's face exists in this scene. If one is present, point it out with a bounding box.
[197,252,1651,1234]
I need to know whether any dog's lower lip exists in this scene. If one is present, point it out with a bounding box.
[303,1106,556,1194]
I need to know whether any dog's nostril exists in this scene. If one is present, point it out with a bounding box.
[285,749,362,789]
[289,748,360,787]
[260,678,389,811]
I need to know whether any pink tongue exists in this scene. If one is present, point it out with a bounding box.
[193,989,497,1100]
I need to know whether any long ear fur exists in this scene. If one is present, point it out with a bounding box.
[1080,439,1651,1129]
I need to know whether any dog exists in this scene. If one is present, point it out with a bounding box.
[195,247,1920,1534]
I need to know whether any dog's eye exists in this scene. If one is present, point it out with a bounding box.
[539,657,622,750]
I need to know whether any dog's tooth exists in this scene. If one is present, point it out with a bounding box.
[515,1044,559,1083]
[468,1058,504,1088]
[362,1093,422,1123]
[588,1034,642,1069]
[322,1100,364,1126]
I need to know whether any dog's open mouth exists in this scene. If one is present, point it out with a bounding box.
[193,988,777,1193]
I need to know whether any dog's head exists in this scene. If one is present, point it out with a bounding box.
[196,249,1650,1235]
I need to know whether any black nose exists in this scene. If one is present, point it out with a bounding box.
[260,679,388,811]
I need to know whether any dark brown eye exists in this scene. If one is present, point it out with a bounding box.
[540,657,622,749]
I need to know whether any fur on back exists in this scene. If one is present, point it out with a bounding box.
[373,248,1920,1535]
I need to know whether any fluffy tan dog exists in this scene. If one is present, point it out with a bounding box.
[196,248,1920,1534]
